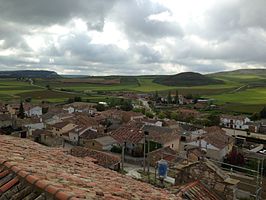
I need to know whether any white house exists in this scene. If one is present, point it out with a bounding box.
[63,106,75,114]
[25,106,43,117]
[220,115,251,130]
[183,126,234,161]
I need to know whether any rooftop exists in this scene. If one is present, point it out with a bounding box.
[0,135,176,199]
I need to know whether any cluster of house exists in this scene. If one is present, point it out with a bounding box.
[0,101,237,162]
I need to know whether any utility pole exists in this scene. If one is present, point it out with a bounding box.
[147,137,150,182]
[143,133,146,173]
[143,131,149,173]
[121,142,125,171]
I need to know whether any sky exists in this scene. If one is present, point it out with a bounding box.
[0,0,266,75]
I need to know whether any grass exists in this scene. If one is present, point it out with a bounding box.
[0,75,265,114]
[207,87,266,105]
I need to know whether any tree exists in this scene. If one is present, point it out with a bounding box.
[174,90,179,104]
[145,111,154,118]
[74,96,82,102]
[46,84,51,90]
[158,112,166,119]
[251,112,261,121]
[170,112,178,120]
[120,99,133,111]
[18,101,25,119]
[167,91,172,104]
[154,91,159,102]
[207,113,220,126]
[259,106,266,119]
[96,104,106,112]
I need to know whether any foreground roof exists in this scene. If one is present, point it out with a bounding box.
[0,135,177,200]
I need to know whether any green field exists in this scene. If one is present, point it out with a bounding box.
[0,71,265,114]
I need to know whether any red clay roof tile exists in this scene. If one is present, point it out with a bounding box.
[0,135,178,199]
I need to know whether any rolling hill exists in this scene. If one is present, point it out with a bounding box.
[153,72,224,86]
[211,69,266,76]
[0,70,60,78]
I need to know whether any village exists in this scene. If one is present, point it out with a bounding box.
[0,92,265,200]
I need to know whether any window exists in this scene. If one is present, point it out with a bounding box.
[172,144,174,148]
[92,142,95,146]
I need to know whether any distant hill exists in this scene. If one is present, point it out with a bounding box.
[0,70,60,78]
[210,69,266,76]
[153,72,224,86]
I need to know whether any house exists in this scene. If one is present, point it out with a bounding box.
[6,103,20,115]
[174,159,239,200]
[62,126,91,145]
[220,115,251,130]
[42,112,74,125]
[100,109,144,124]
[32,129,63,147]
[84,136,118,151]
[21,117,45,136]
[0,105,8,114]
[79,129,106,147]
[148,146,180,167]
[0,114,12,128]
[176,180,221,200]
[24,106,42,117]
[63,102,97,115]
[111,121,145,156]
[141,118,163,127]
[111,120,181,157]
[179,124,205,143]
[63,106,75,114]
[50,121,77,137]
[184,126,234,161]
[70,146,121,170]
[143,125,180,151]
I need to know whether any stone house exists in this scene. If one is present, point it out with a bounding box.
[174,159,239,200]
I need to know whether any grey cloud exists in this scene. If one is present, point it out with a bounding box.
[0,0,266,75]
[0,0,116,26]
[112,0,183,41]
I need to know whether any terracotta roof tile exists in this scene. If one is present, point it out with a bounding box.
[0,135,177,199]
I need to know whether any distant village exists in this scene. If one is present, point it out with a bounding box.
[0,92,266,200]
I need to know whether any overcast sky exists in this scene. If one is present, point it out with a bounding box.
[0,0,266,75]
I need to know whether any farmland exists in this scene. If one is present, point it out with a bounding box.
[0,69,265,114]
